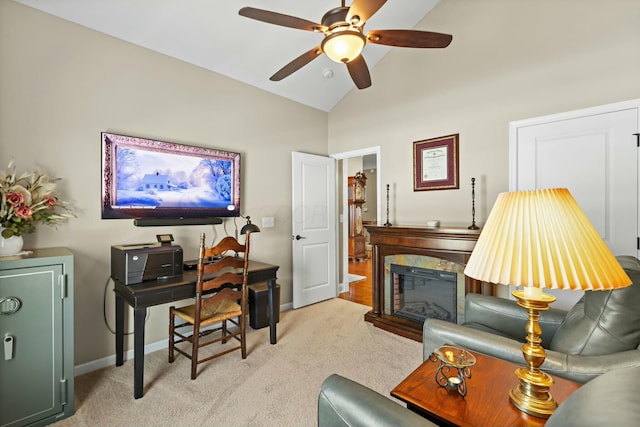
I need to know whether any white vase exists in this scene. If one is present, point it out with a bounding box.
[0,228,24,256]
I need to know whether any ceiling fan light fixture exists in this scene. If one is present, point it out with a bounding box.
[321,30,366,63]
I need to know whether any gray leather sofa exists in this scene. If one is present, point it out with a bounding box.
[318,366,640,427]
[423,255,640,383]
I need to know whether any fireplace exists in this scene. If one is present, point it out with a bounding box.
[390,264,457,324]
[384,254,466,324]
[364,225,494,342]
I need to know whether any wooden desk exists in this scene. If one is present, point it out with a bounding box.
[114,260,279,399]
[391,350,580,427]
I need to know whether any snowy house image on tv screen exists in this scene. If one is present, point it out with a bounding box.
[142,172,172,191]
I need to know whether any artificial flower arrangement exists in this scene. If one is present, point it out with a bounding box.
[0,161,75,238]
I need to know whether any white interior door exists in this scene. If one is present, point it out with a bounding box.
[510,99,640,309]
[291,152,337,309]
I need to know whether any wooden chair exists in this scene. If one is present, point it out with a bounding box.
[168,233,250,379]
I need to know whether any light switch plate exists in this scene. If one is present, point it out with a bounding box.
[262,217,275,228]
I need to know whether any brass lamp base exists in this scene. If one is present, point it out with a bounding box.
[509,367,557,418]
[510,289,558,418]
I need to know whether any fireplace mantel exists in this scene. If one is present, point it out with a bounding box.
[364,225,493,342]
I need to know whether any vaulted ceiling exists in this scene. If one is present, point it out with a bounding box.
[15,0,440,111]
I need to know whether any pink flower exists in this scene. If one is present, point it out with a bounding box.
[6,192,24,207]
[0,163,75,237]
[14,205,32,219]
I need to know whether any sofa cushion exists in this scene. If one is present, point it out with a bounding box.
[549,256,640,355]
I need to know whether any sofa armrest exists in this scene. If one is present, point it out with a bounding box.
[318,374,436,427]
[423,318,640,384]
[463,294,567,346]
[423,318,527,363]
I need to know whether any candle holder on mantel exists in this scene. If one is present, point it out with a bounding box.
[468,177,480,230]
[429,345,476,397]
[384,184,392,227]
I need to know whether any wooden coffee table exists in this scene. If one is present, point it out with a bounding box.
[391,349,581,427]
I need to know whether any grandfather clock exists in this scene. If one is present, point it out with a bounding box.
[348,172,367,261]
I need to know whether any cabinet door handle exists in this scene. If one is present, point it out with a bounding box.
[0,297,22,315]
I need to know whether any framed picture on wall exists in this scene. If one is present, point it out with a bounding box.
[413,134,459,191]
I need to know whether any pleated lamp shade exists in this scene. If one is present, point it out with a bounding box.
[464,188,631,291]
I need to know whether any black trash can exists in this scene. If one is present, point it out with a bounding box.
[248,282,280,329]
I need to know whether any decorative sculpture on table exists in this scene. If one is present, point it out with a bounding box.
[430,345,476,397]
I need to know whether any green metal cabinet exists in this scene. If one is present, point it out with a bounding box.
[0,248,74,427]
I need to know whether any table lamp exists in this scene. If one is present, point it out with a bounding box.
[464,188,631,418]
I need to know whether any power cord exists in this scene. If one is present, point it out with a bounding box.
[232,215,239,239]
[103,276,148,335]
[209,223,223,246]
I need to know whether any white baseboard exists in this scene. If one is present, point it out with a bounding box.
[73,303,293,376]
[73,339,168,376]
[338,281,348,294]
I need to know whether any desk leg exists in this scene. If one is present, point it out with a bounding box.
[133,307,146,399]
[268,279,277,344]
[115,293,124,366]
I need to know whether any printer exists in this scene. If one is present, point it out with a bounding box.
[111,243,183,285]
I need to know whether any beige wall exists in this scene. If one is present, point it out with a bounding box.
[2,0,640,368]
[0,1,327,365]
[329,0,640,227]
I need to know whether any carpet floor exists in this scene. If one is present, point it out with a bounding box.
[52,298,422,426]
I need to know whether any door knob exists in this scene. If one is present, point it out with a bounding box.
[294,235,306,240]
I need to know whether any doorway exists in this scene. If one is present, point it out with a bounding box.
[331,147,381,306]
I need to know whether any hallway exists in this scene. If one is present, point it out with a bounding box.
[339,258,372,307]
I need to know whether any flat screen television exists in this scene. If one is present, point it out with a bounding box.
[101,132,240,222]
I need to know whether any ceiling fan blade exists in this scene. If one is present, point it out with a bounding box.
[346,55,371,89]
[367,29,452,48]
[239,7,326,32]
[270,46,323,81]
[346,0,387,25]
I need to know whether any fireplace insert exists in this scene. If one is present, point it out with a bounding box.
[390,264,457,324]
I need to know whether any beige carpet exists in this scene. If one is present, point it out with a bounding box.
[53,298,422,427]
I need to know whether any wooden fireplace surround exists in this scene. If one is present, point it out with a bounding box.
[364,225,494,342]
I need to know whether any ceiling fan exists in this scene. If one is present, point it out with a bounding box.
[239,0,452,89]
